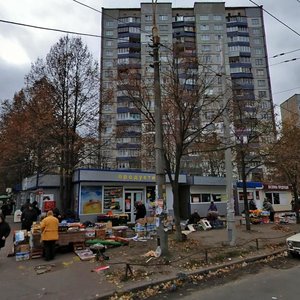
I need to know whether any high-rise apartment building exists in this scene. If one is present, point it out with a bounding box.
[100,2,274,176]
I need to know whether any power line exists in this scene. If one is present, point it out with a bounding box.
[270,57,300,66]
[249,0,300,38]
[273,86,300,95]
[0,19,102,38]
[270,48,300,59]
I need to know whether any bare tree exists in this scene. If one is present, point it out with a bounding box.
[116,47,229,241]
[25,36,100,211]
[266,120,300,224]
[231,95,276,230]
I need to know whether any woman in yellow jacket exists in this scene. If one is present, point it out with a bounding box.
[41,210,59,261]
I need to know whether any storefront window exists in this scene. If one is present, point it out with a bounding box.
[103,186,123,211]
[239,192,254,201]
[191,193,211,203]
[265,192,280,204]
[212,194,222,202]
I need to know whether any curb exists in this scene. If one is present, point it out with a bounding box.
[97,247,286,299]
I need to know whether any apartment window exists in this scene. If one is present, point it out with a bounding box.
[215,34,223,41]
[251,18,260,25]
[185,26,195,32]
[105,30,114,36]
[145,15,152,22]
[159,25,169,31]
[145,25,152,31]
[117,58,129,65]
[258,91,267,98]
[103,61,113,67]
[106,40,113,47]
[254,48,263,55]
[201,35,210,41]
[214,24,223,31]
[253,38,261,45]
[104,70,113,78]
[199,15,209,21]
[252,28,261,35]
[201,55,212,63]
[256,69,264,76]
[258,80,266,87]
[105,49,113,57]
[200,24,209,31]
[118,48,129,54]
[213,15,222,21]
[255,58,263,65]
[184,16,195,22]
[105,21,114,27]
[201,45,211,52]
[159,15,168,21]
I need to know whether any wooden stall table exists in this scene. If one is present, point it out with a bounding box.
[58,230,86,250]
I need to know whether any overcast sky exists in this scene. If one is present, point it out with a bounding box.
[0,0,300,113]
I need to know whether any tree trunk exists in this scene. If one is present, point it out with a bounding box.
[292,185,300,224]
[241,152,251,230]
[172,180,183,241]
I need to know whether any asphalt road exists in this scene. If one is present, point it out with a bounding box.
[154,257,300,300]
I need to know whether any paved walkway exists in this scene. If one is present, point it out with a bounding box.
[0,215,299,300]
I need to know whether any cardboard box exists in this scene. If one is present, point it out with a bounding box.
[16,252,30,262]
[95,229,106,239]
[15,244,30,253]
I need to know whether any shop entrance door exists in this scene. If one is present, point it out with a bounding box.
[124,190,143,222]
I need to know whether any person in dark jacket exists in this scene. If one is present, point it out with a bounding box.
[21,204,37,231]
[135,201,146,221]
[0,213,11,251]
[21,199,30,212]
[31,201,41,221]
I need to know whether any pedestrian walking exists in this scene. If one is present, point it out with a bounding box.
[0,213,11,252]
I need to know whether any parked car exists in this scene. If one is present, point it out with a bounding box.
[286,233,300,257]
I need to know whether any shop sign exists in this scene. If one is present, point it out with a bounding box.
[264,184,290,191]
[117,174,156,182]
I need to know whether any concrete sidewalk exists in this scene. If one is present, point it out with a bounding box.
[0,215,299,300]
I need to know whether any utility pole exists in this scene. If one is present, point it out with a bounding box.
[151,0,168,256]
[219,37,236,246]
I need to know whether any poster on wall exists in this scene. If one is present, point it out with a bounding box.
[80,186,102,215]
[42,194,55,212]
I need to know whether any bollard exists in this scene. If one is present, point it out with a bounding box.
[256,238,259,250]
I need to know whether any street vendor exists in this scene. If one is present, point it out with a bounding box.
[207,201,219,221]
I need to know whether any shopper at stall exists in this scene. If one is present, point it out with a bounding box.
[135,201,146,221]
[21,204,37,231]
[53,207,62,222]
[0,213,11,252]
[249,199,257,211]
[40,210,59,261]
[21,199,30,212]
[31,201,41,221]
[263,198,275,222]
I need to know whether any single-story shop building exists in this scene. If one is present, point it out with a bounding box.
[18,169,293,222]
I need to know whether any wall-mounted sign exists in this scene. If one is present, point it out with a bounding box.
[264,184,290,191]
